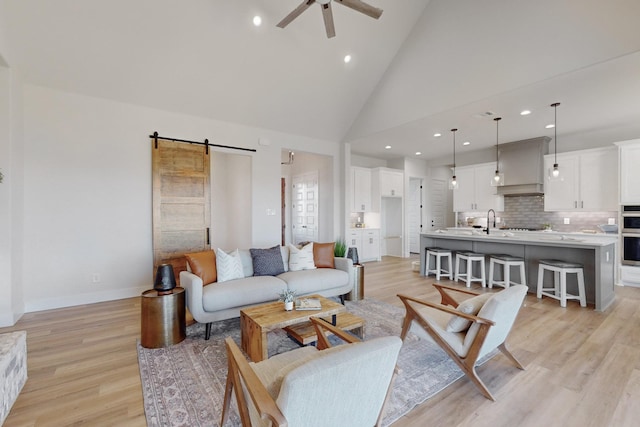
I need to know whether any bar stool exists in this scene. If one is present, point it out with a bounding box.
[425,248,452,280]
[536,259,586,308]
[488,254,526,289]
[455,252,486,287]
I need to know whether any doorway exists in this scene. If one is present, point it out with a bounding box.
[429,178,447,230]
[291,172,319,244]
[408,177,423,254]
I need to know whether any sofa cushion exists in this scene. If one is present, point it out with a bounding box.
[251,246,286,276]
[446,292,493,333]
[288,243,316,271]
[216,248,245,282]
[184,250,217,286]
[202,276,285,312]
[313,242,335,269]
[278,268,348,295]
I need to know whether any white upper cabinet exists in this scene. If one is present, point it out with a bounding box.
[544,147,617,211]
[372,168,403,211]
[618,139,640,204]
[453,163,504,212]
[351,167,372,212]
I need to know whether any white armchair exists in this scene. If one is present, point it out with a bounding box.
[222,317,402,427]
[398,284,527,401]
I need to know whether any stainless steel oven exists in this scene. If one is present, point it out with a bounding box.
[622,206,640,265]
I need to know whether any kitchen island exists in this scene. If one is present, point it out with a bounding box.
[420,230,617,311]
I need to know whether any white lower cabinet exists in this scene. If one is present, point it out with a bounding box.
[347,229,380,263]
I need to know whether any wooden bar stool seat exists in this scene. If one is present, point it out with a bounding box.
[536,259,586,308]
[489,254,526,289]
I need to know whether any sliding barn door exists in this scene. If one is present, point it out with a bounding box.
[152,138,211,282]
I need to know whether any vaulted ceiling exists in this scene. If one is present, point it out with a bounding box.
[3,0,640,162]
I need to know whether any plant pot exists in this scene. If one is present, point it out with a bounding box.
[284,301,294,311]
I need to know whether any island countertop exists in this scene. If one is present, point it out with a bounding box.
[420,230,617,311]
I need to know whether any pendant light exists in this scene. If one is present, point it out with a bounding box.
[449,128,459,190]
[491,117,504,186]
[549,102,561,180]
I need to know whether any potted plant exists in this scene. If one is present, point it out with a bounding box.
[278,289,297,311]
[334,238,347,257]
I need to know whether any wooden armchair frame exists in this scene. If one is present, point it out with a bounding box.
[398,284,524,401]
[222,317,397,427]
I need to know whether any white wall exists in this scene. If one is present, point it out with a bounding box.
[15,84,344,316]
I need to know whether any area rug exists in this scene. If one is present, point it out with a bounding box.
[137,298,484,426]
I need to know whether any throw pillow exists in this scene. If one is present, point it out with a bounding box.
[250,246,286,276]
[313,242,335,268]
[446,292,493,333]
[215,248,244,282]
[184,250,217,286]
[288,242,316,271]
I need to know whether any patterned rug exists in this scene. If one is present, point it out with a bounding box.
[137,298,485,426]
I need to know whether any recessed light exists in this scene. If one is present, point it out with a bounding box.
[463,141,470,146]
[252,16,262,26]
[415,151,422,156]
[545,124,555,129]
[433,133,441,137]
[520,110,532,116]
[385,145,391,149]
[344,54,352,63]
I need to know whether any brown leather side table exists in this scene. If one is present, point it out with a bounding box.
[141,287,186,348]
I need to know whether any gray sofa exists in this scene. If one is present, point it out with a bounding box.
[180,247,354,339]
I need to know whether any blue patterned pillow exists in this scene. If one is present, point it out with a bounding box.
[250,245,286,276]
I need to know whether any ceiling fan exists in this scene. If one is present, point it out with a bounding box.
[277,0,383,39]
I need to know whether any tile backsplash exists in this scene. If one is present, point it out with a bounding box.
[459,195,618,232]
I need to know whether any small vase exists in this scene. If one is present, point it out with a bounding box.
[284,301,294,311]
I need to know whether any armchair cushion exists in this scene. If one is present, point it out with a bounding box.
[313,242,335,268]
[250,246,286,276]
[446,293,493,333]
[184,250,217,286]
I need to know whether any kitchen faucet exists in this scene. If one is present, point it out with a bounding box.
[486,209,496,234]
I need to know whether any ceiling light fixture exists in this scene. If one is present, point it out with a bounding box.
[344,54,352,63]
[385,145,391,149]
[549,102,561,180]
[520,110,531,116]
[449,128,459,190]
[434,133,441,137]
[415,151,422,156]
[463,141,470,146]
[491,117,504,186]
[253,16,262,26]
[545,124,555,129]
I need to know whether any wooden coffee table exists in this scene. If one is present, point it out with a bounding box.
[240,295,346,362]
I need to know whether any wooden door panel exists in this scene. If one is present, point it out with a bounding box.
[152,139,210,283]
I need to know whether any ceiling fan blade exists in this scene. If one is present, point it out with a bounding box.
[335,0,383,19]
[277,0,315,28]
[321,3,336,38]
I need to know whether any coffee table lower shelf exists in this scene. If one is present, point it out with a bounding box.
[283,312,365,345]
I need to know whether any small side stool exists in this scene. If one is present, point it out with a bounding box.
[489,254,526,289]
[536,259,586,308]
[425,247,453,280]
[455,252,486,287]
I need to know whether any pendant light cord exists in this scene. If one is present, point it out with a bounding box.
[494,117,501,172]
[451,128,457,175]
[551,102,560,164]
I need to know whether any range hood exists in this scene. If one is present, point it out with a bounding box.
[497,137,550,196]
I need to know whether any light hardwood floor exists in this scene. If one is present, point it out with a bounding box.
[2,255,640,426]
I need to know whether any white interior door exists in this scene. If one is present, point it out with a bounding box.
[429,178,447,230]
[408,178,423,254]
[291,172,319,244]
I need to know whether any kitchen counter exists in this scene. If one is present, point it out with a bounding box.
[420,230,617,311]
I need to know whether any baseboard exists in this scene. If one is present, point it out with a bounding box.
[24,286,149,313]
[0,312,22,328]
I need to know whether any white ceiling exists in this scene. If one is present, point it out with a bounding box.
[3,0,640,163]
